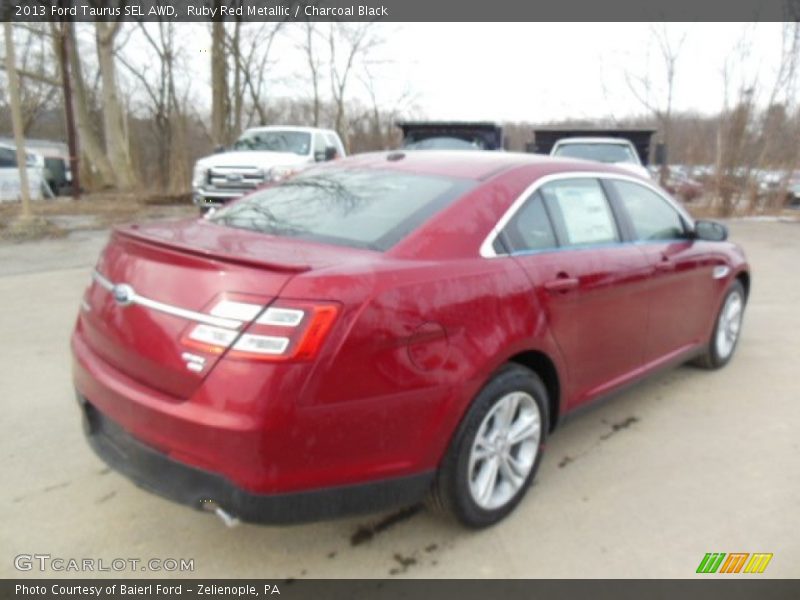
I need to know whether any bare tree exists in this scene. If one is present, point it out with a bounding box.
[745,22,800,210]
[51,20,81,198]
[2,25,60,134]
[3,21,32,215]
[95,20,137,189]
[118,22,190,192]
[328,23,380,149]
[0,25,64,133]
[359,64,417,150]
[210,9,229,146]
[625,24,687,185]
[61,22,116,189]
[301,22,323,127]
[225,21,284,129]
[714,30,759,216]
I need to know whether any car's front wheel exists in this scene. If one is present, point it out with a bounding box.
[429,364,548,528]
[694,279,746,369]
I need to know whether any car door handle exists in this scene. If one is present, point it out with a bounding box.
[543,276,579,293]
[655,256,674,271]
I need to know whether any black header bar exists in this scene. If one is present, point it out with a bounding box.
[2,0,800,22]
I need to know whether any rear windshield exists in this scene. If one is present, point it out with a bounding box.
[209,168,473,251]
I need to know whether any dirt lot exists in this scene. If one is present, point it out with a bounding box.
[1,219,798,579]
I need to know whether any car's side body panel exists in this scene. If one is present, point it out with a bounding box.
[273,254,566,489]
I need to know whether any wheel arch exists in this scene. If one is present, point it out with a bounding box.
[507,350,561,432]
[735,270,750,301]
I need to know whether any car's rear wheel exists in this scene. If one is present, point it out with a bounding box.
[429,364,548,528]
[694,280,746,369]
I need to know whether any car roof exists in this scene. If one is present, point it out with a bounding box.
[324,150,637,181]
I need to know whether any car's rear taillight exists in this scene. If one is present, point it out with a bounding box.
[180,299,340,362]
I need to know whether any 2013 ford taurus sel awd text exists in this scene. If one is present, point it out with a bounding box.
[71,151,749,528]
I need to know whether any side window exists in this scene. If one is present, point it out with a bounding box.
[0,147,17,168]
[610,180,686,241]
[501,192,557,253]
[540,178,619,247]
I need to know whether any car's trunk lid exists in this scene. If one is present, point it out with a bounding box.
[79,219,372,400]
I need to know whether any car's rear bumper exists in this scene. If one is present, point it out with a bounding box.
[78,394,433,524]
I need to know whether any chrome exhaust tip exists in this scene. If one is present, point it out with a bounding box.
[214,506,240,528]
[200,500,240,528]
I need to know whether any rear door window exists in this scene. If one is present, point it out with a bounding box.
[540,178,620,246]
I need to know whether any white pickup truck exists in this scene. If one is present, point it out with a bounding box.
[192,126,346,210]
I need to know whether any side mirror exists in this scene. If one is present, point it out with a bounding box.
[693,220,728,242]
[315,146,337,162]
[213,145,226,154]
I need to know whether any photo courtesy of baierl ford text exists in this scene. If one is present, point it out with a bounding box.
[1,0,799,598]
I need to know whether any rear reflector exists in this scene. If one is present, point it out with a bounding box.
[292,305,339,360]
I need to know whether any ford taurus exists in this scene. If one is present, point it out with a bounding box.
[71,151,749,527]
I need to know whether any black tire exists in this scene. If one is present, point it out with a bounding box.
[429,364,549,528]
[693,280,746,370]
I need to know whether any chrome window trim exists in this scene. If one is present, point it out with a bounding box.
[91,270,243,330]
[479,171,694,258]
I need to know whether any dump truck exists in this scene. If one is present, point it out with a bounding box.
[397,121,505,151]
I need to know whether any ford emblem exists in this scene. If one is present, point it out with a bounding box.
[112,283,135,307]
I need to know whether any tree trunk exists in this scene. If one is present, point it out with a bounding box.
[306,24,320,127]
[3,22,32,215]
[61,23,115,189]
[232,20,242,136]
[211,16,228,145]
[95,22,137,190]
[55,22,80,198]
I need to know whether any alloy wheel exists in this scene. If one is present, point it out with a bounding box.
[716,290,743,359]
[467,391,541,510]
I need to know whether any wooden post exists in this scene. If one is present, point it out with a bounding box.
[3,21,32,218]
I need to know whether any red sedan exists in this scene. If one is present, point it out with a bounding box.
[71,151,749,527]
